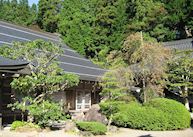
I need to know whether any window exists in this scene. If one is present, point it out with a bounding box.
[76,90,91,110]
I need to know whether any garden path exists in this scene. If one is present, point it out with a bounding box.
[0,127,193,137]
[98,128,193,137]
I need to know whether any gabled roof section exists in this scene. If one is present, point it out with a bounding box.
[0,56,29,68]
[0,56,30,74]
[0,21,106,81]
[163,38,193,50]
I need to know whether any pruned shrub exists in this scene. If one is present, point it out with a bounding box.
[112,105,169,130]
[28,101,67,127]
[76,121,107,135]
[107,98,191,130]
[11,121,40,131]
[144,98,191,129]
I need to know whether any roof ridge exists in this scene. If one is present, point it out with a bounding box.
[0,20,59,39]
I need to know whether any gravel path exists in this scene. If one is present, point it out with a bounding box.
[0,128,193,137]
[98,128,193,137]
[0,130,78,137]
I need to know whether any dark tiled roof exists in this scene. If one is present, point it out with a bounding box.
[0,21,106,81]
[163,38,193,50]
[0,56,29,68]
[0,56,30,74]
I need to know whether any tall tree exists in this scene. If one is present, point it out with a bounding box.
[38,0,62,32]
[0,0,37,26]
[91,0,127,56]
[59,0,94,56]
[29,3,38,25]
[158,0,193,39]
[59,0,128,57]
[126,0,170,41]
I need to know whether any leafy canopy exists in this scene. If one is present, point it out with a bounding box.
[0,40,79,102]
[166,50,193,98]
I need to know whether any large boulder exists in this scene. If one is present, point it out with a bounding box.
[84,104,108,125]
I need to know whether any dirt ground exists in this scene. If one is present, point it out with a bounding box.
[1,127,193,137]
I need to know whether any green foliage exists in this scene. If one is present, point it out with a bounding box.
[110,98,190,130]
[11,121,40,130]
[158,0,193,39]
[11,121,26,130]
[0,40,79,127]
[10,99,68,127]
[27,100,67,127]
[127,0,170,41]
[145,98,191,129]
[113,104,169,130]
[37,0,62,32]
[167,50,193,92]
[100,67,134,100]
[0,40,79,102]
[0,0,37,26]
[166,50,193,109]
[76,122,107,135]
[99,101,126,118]
[59,0,127,57]
[122,33,171,102]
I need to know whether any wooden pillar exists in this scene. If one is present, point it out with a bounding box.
[0,77,2,130]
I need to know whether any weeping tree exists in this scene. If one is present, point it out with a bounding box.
[122,32,171,102]
[166,50,193,110]
[0,40,79,120]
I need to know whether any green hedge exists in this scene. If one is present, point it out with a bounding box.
[99,100,140,118]
[112,104,170,130]
[145,98,191,129]
[102,98,190,131]
[76,121,107,135]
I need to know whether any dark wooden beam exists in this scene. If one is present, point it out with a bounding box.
[0,77,2,130]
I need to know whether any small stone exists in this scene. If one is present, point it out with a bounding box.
[63,120,77,132]
[108,126,119,133]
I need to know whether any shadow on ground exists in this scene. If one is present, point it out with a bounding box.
[138,134,153,137]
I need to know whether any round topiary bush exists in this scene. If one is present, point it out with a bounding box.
[111,98,191,130]
[76,121,107,135]
[145,98,191,130]
[112,102,169,130]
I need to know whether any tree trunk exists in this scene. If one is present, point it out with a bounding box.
[107,114,113,132]
[21,112,24,121]
[185,98,190,111]
[182,87,190,111]
[142,78,146,103]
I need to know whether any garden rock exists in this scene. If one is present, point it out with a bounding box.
[71,111,85,121]
[50,121,66,130]
[108,126,119,133]
[63,120,78,132]
[84,104,108,125]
